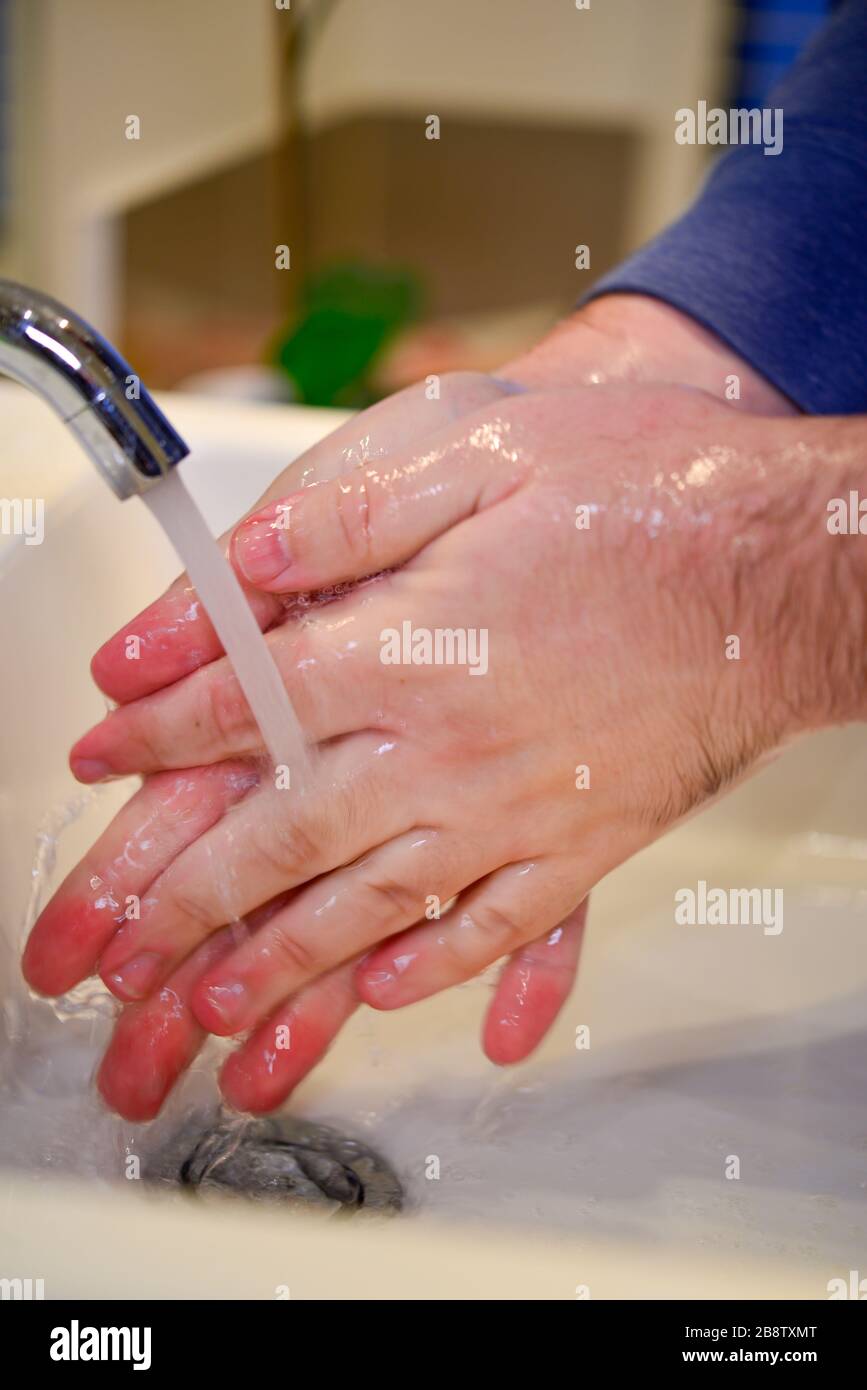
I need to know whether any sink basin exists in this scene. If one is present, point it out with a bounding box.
[1,380,865,1299]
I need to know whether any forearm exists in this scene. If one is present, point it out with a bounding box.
[579,0,867,415]
[777,414,867,729]
[713,411,867,747]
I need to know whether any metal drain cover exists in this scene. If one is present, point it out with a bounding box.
[146,1111,402,1215]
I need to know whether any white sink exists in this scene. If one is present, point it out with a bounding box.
[1,380,865,1299]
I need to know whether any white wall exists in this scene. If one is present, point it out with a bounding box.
[1,0,730,331]
[1,0,279,331]
[306,0,724,126]
[303,0,731,246]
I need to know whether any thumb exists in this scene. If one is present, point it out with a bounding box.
[230,411,522,593]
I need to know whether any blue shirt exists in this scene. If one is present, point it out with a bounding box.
[584,0,867,414]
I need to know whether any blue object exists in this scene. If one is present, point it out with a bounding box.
[732,0,833,108]
[583,0,867,414]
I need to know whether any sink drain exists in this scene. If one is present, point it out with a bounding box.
[146,1111,403,1215]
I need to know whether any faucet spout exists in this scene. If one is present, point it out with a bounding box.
[0,279,188,499]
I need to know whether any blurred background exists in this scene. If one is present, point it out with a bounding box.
[0,0,831,407]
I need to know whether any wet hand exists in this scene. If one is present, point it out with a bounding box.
[22,299,803,1120]
[24,370,585,1118]
[27,383,822,1121]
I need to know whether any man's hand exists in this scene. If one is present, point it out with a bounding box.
[24,368,583,1119]
[25,373,861,1122]
[22,297,827,1122]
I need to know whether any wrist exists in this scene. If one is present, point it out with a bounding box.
[798,418,867,728]
[503,293,798,417]
[722,414,867,739]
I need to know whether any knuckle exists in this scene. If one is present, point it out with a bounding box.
[166,879,220,933]
[131,710,170,769]
[204,673,252,751]
[269,923,321,977]
[432,925,478,979]
[327,479,372,568]
[260,813,322,881]
[362,874,421,924]
[470,899,527,952]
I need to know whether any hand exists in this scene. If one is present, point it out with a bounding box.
[79,295,797,712]
[25,369,586,1119]
[27,377,853,1123]
[22,298,807,1121]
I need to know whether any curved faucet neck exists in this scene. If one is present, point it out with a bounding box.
[0,280,188,500]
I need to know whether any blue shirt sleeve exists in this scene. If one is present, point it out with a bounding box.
[582,0,867,414]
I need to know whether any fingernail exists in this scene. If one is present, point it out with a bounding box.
[358,957,419,1008]
[71,756,112,783]
[233,509,291,587]
[197,980,248,1034]
[104,951,164,1002]
[362,969,397,992]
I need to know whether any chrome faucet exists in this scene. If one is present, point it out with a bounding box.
[0,279,188,499]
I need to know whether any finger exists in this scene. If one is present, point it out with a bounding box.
[190,828,492,1036]
[90,374,511,705]
[97,734,418,1002]
[355,859,584,1010]
[219,961,359,1115]
[97,889,302,1121]
[88,580,283,708]
[230,398,530,594]
[97,923,239,1123]
[220,908,584,1117]
[482,898,588,1065]
[71,610,384,783]
[21,762,258,998]
[267,370,515,483]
